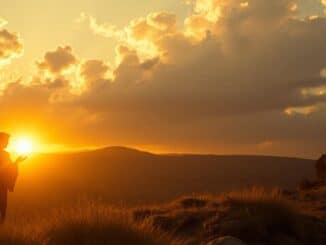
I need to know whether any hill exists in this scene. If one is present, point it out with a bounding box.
[10,147,315,213]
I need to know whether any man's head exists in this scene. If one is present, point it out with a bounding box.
[0,132,10,150]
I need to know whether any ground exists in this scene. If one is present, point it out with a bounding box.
[1,183,326,245]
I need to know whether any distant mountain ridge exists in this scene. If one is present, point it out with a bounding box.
[12,146,316,210]
[81,145,314,160]
[89,146,154,156]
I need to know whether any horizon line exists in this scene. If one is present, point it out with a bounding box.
[8,145,317,160]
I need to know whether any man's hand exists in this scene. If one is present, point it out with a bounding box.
[15,155,27,164]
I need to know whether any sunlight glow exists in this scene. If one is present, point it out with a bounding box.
[284,105,317,116]
[12,138,34,155]
[240,2,249,8]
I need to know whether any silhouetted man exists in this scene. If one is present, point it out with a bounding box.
[0,132,26,223]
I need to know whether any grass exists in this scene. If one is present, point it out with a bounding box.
[133,188,326,244]
[0,202,181,245]
[1,187,325,245]
[299,179,326,191]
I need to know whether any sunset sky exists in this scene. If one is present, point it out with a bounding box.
[0,0,325,157]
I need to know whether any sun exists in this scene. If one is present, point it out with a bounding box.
[12,138,34,155]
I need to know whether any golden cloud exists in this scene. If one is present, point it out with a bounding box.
[76,12,121,39]
[194,0,222,22]
[0,17,8,28]
[0,27,23,65]
[80,59,111,90]
[284,106,318,116]
[25,0,326,118]
[322,0,326,14]
[79,11,178,61]
[37,46,77,75]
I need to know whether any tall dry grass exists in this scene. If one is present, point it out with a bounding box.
[0,202,182,245]
[0,188,325,244]
[133,187,326,244]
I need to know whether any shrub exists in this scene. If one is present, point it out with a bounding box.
[204,188,326,244]
[299,179,324,190]
[177,197,208,209]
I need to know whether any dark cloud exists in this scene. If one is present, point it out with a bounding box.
[80,59,111,90]
[140,57,160,70]
[36,46,77,74]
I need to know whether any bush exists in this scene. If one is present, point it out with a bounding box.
[299,179,324,190]
[177,197,208,209]
[204,188,326,244]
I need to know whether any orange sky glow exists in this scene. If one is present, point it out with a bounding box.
[1,0,326,158]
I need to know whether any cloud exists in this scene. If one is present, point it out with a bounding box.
[80,59,111,90]
[79,11,178,60]
[36,46,77,75]
[322,0,326,14]
[76,12,121,39]
[0,25,23,65]
[284,105,318,116]
[77,0,325,117]
[1,0,326,157]
[0,17,8,28]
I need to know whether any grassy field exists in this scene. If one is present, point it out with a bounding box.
[1,202,179,245]
[2,187,326,245]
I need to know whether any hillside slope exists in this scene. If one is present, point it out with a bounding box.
[3,187,326,245]
[11,147,315,211]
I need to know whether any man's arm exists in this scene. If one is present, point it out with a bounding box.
[14,155,27,165]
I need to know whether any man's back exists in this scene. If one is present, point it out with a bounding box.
[0,133,23,222]
[0,151,10,187]
[0,151,10,166]
[0,151,17,192]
